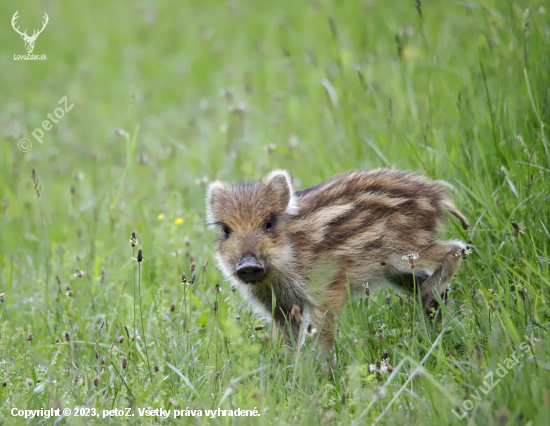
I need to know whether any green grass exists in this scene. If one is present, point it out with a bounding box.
[1,0,549,424]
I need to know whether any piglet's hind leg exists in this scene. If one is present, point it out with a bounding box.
[419,241,464,315]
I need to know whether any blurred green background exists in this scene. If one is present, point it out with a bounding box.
[1,0,549,425]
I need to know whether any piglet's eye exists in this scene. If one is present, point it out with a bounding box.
[265,221,273,230]
[222,225,231,236]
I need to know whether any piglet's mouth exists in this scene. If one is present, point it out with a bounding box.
[235,255,266,283]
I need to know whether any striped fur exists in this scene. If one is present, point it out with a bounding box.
[206,168,470,357]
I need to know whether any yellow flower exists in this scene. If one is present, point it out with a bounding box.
[175,218,183,225]
[157,214,165,220]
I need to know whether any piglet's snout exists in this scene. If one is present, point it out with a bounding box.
[236,255,265,282]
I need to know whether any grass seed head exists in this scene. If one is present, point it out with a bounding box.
[415,0,422,20]
[190,273,196,284]
[511,221,525,238]
[474,346,483,362]
[118,335,124,344]
[0,293,4,303]
[130,231,138,247]
[27,332,34,342]
[522,8,530,38]
[402,253,419,269]
[254,325,264,331]
[497,407,508,425]
[122,357,127,369]
[215,283,221,293]
[305,324,317,339]
[1,196,6,224]
[202,260,209,272]
[229,101,247,114]
[31,169,42,198]
[181,273,187,284]
[137,249,143,262]
[456,245,473,259]
[170,303,175,312]
[93,377,99,387]
[190,261,196,272]
[64,331,70,341]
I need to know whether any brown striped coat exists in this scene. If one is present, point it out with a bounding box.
[206,169,470,357]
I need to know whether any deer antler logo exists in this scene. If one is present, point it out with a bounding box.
[12,11,49,54]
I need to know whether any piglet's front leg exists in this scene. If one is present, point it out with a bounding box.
[309,279,349,366]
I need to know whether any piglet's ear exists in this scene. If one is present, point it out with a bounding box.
[266,170,299,215]
[206,180,228,225]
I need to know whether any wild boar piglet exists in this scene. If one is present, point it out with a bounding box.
[206,169,470,355]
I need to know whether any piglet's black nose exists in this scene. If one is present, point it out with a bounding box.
[236,255,265,283]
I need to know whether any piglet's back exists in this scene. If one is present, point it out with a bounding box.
[287,169,455,263]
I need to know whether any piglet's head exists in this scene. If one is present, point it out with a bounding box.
[206,170,298,284]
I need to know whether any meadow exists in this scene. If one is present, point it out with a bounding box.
[0,0,549,424]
